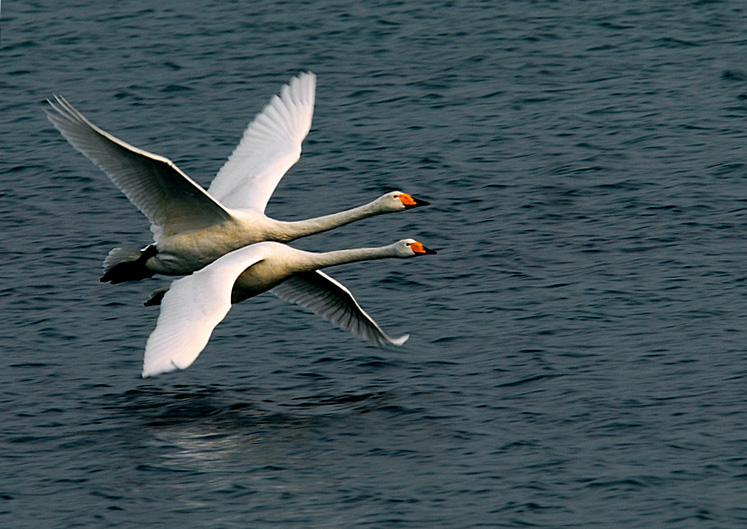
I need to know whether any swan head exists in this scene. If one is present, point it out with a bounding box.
[379,191,430,211]
[396,238,438,257]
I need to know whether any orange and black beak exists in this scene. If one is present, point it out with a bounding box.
[398,193,430,209]
[410,241,438,255]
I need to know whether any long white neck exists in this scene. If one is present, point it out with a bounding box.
[271,199,387,242]
[300,242,403,271]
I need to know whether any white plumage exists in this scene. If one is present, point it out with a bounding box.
[44,73,429,282]
[142,239,436,377]
[208,73,316,212]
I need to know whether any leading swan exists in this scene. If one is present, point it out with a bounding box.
[44,73,428,283]
[143,239,437,377]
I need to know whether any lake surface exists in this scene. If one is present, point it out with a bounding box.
[2,1,747,527]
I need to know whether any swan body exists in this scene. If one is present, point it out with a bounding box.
[44,73,428,283]
[142,239,436,377]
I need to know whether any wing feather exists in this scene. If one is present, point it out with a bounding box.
[142,244,269,377]
[207,72,316,212]
[271,270,409,347]
[44,96,233,240]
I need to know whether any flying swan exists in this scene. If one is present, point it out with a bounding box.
[142,238,437,377]
[43,73,429,284]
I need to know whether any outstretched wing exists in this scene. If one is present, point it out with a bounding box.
[142,244,270,377]
[271,270,409,347]
[207,72,316,213]
[44,96,233,241]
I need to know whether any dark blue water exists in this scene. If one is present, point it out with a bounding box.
[2,1,747,527]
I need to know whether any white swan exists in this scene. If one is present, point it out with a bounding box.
[43,73,429,284]
[142,239,436,377]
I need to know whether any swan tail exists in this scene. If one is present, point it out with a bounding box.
[101,246,157,284]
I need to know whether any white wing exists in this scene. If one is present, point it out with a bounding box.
[271,270,409,347]
[142,244,270,377]
[44,96,233,241]
[207,72,316,212]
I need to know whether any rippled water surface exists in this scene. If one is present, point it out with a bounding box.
[2,1,747,527]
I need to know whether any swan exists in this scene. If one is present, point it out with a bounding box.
[43,72,429,284]
[142,238,436,377]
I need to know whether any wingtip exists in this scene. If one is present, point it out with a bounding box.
[41,95,60,115]
[141,364,160,378]
[390,333,410,346]
[141,358,182,378]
